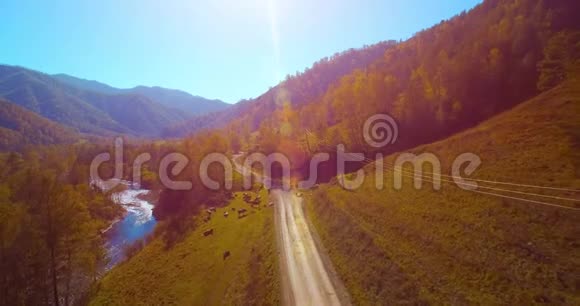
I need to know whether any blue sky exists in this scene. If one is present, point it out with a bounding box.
[0,0,481,103]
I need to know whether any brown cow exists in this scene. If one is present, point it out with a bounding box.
[223,251,231,260]
[238,208,248,218]
[203,229,214,236]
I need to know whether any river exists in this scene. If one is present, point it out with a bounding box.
[104,183,157,269]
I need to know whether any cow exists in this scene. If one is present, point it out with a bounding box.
[223,251,231,260]
[203,229,214,236]
[238,208,248,218]
[224,211,229,217]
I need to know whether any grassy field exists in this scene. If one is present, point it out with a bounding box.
[90,188,280,305]
[305,80,580,305]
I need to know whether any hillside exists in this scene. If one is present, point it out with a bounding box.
[0,65,189,137]
[0,98,81,150]
[168,0,579,160]
[0,65,128,135]
[90,189,280,305]
[54,74,230,115]
[128,86,229,116]
[304,80,580,305]
[52,73,119,95]
[163,40,397,137]
[73,91,186,137]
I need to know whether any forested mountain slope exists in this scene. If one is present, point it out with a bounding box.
[306,79,580,304]
[168,0,579,160]
[0,65,128,135]
[0,65,189,137]
[53,74,230,115]
[163,40,398,137]
[0,99,81,150]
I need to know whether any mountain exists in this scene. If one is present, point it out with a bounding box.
[0,98,81,150]
[127,86,229,115]
[0,65,189,137]
[166,0,580,154]
[53,74,230,115]
[74,90,189,137]
[150,1,580,303]
[52,73,119,94]
[306,79,580,304]
[0,65,127,135]
[163,40,398,137]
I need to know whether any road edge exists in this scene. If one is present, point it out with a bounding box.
[299,194,353,306]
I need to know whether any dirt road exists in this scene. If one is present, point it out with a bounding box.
[273,190,346,306]
[232,154,347,305]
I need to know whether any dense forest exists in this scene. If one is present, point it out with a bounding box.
[0,99,81,150]
[0,145,121,305]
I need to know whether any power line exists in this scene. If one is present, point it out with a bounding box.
[308,138,580,211]
[377,162,580,202]
[379,163,580,211]
[469,189,580,211]
[308,131,580,193]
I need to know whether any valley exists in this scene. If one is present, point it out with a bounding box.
[0,0,579,305]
